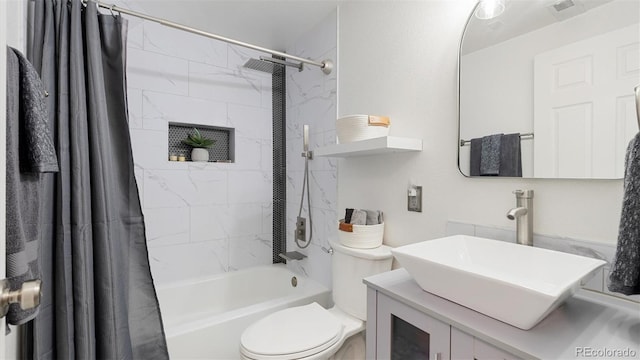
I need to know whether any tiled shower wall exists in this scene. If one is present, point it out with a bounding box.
[285,11,338,289]
[120,1,274,284]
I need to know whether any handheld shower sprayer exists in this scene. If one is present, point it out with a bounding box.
[295,125,313,249]
[301,124,313,160]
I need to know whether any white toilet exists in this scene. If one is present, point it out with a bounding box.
[239,240,393,360]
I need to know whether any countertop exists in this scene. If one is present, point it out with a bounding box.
[364,269,640,359]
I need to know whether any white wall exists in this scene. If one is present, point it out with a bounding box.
[337,0,623,247]
[120,1,274,284]
[5,0,26,50]
[285,11,338,290]
[459,0,639,177]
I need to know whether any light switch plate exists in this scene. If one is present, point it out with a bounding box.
[408,186,422,212]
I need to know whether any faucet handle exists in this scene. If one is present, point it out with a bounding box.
[513,189,524,196]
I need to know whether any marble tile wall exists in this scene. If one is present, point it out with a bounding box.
[118,0,274,285]
[445,221,640,303]
[285,11,339,290]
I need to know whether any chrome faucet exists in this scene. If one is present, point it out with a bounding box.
[507,190,534,246]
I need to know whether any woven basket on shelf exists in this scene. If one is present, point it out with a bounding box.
[336,115,390,143]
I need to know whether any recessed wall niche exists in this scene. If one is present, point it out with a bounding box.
[168,122,235,162]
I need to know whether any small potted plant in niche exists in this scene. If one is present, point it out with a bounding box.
[182,128,215,162]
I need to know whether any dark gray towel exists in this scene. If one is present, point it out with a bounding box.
[480,134,502,175]
[499,133,522,177]
[10,48,58,173]
[345,208,354,223]
[608,132,640,295]
[469,138,482,176]
[6,47,58,325]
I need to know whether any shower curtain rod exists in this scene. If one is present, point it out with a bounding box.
[84,0,334,74]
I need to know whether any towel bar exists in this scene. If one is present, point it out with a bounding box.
[460,133,534,147]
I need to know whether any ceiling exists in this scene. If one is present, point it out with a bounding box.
[461,0,619,54]
[124,0,339,51]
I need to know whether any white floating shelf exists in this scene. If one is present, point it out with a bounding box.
[314,136,423,158]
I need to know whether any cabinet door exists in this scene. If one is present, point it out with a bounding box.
[451,327,522,360]
[450,327,474,359]
[474,339,522,360]
[376,293,450,360]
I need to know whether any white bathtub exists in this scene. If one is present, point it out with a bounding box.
[156,264,331,360]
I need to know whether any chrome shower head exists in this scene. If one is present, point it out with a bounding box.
[243,56,304,74]
[243,58,276,74]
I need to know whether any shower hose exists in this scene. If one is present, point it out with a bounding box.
[296,153,313,249]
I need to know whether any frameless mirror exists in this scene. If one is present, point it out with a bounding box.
[458,0,640,179]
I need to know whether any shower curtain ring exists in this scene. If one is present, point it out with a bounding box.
[109,4,116,16]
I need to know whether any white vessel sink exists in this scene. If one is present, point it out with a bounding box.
[391,235,606,330]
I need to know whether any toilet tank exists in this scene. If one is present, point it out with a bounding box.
[330,240,393,321]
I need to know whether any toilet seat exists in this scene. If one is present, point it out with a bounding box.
[240,303,345,360]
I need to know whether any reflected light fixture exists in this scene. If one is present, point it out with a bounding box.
[475,0,506,20]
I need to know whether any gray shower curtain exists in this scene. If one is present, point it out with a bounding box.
[25,0,168,358]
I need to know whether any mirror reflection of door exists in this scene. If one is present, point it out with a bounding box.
[459,0,640,179]
[534,24,639,178]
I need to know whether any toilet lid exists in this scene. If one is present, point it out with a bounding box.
[240,302,343,359]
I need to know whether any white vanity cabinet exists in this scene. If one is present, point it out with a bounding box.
[365,269,640,360]
[367,289,521,360]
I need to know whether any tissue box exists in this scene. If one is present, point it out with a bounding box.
[337,219,384,249]
[336,114,390,143]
